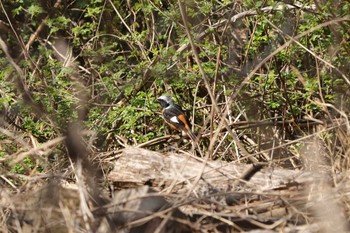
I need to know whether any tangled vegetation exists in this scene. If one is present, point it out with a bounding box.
[1,0,350,232]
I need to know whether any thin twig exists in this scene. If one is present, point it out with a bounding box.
[178,0,255,161]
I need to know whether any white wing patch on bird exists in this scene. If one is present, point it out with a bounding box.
[170,116,179,123]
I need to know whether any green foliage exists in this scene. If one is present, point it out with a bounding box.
[11,157,32,174]
[47,16,71,34]
[27,4,43,18]
[0,0,350,172]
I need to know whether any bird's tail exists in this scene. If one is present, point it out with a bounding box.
[186,130,197,143]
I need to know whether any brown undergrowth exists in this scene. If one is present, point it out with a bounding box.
[1,1,350,232]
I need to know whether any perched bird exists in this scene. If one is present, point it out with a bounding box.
[157,95,197,142]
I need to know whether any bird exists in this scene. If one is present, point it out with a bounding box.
[157,95,197,142]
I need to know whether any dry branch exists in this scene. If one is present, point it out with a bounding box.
[107,147,350,232]
[2,147,350,232]
[108,147,322,195]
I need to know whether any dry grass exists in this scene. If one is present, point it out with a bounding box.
[1,125,350,232]
[1,1,350,232]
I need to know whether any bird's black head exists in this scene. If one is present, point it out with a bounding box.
[157,95,174,109]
